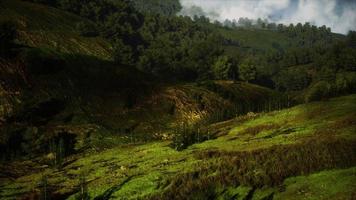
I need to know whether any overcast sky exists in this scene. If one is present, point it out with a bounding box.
[179,0,356,34]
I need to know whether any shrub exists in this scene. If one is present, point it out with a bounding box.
[211,56,234,80]
[171,123,210,151]
[304,81,331,102]
[335,72,356,94]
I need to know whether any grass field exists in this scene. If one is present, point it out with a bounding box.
[1,95,355,199]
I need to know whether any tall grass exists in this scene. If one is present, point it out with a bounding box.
[171,122,212,151]
[151,136,356,199]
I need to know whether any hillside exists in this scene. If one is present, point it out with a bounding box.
[0,0,112,59]
[217,26,345,54]
[1,95,355,199]
[0,0,281,161]
[0,0,355,199]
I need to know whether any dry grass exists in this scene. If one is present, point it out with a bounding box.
[150,136,356,200]
[330,114,356,129]
[239,123,281,136]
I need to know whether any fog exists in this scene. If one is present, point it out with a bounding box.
[179,0,356,34]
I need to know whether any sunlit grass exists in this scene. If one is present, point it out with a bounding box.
[1,95,355,199]
[275,167,356,200]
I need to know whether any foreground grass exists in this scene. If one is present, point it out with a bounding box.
[275,167,356,200]
[0,95,355,199]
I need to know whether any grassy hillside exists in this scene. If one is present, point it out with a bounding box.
[0,0,112,59]
[0,0,282,168]
[0,1,355,200]
[217,26,345,55]
[1,95,355,199]
[220,28,291,53]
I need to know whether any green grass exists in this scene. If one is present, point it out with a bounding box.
[219,28,291,53]
[1,95,355,199]
[275,167,356,200]
[194,95,356,152]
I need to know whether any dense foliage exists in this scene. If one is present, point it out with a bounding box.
[138,14,226,80]
[130,0,181,16]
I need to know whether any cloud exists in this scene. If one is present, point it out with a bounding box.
[179,0,356,34]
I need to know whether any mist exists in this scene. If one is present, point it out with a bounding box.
[179,0,356,34]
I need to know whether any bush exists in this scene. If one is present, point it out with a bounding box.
[171,123,210,151]
[335,72,356,94]
[305,72,356,103]
[304,81,332,102]
[211,56,234,80]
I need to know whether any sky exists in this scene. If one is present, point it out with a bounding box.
[179,0,356,34]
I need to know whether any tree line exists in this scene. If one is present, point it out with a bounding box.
[15,0,356,101]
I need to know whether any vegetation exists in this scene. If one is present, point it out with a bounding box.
[129,0,181,16]
[0,95,355,199]
[0,0,355,199]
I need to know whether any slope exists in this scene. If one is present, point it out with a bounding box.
[0,95,355,199]
[0,0,112,60]
[0,0,282,162]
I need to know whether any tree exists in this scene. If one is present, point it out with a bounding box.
[211,56,233,80]
[131,0,182,16]
[39,175,49,200]
[101,3,144,66]
[274,69,311,91]
[112,40,136,66]
[239,58,256,82]
[304,81,331,102]
[347,31,356,48]
[76,22,98,37]
[76,171,90,200]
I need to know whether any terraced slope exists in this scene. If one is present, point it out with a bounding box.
[1,95,355,199]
